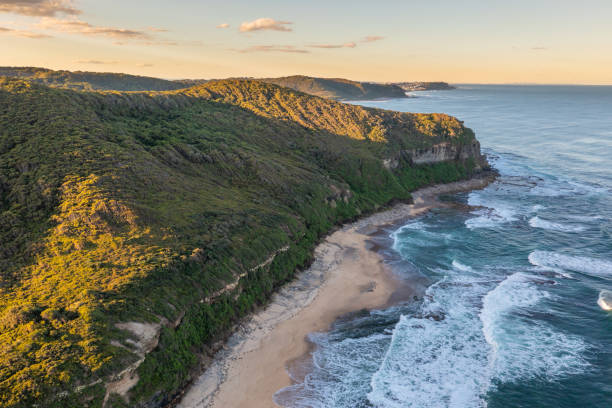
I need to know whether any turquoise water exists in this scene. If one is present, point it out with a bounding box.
[275,86,612,407]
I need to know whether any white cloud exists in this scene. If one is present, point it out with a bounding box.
[0,0,79,17]
[0,25,51,38]
[236,44,308,53]
[146,26,168,32]
[216,23,229,29]
[308,42,356,49]
[38,17,152,40]
[239,18,292,32]
[362,35,384,43]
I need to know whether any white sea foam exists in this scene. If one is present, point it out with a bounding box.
[368,266,590,408]
[465,192,518,230]
[529,251,612,279]
[480,273,589,382]
[465,209,516,229]
[368,315,488,408]
[480,273,544,351]
[566,214,604,222]
[368,275,491,408]
[392,222,453,251]
[526,178,607,198]
[528,216,586,232]
[395,220,427,232]
[452,259,475,273]
[465,205,518,229]
[390,222,425,251]
[598,290,612,311]
[526,184,566,197]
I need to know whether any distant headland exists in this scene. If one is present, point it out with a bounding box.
[0,67,454,101]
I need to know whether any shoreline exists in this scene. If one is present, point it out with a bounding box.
[177,174,495,408]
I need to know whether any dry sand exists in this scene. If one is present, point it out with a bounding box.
[178,176,494,408]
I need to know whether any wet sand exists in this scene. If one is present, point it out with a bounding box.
[178,175,494,408]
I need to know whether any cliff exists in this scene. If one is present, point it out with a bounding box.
[393,81,456,92]
[0,75,486,408]
[384,140,485,168]
[259,75,408,100]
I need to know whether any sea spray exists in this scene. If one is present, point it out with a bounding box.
[480,273,588,382]
[528,216,586,232]
[598,290,612,311]
[368,264,492,408]
[528,251,612,279]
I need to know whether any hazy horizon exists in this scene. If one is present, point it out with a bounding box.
[1,1,611,85]
[5,65,612,87]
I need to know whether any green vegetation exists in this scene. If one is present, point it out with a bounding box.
[0,75,485,407]
[0,67,186,92]
[393,81,456,92]
[260,75,408,100]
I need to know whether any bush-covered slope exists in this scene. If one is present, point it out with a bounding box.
[260,75,408,100]
[0,67,186,91]
[0,77,485,407]
[393,81,456,91]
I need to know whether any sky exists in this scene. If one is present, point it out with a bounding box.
[1,0,611,84]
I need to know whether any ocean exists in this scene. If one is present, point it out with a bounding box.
[275,85,612,407]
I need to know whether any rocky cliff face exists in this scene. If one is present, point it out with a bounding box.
[409,140,485,166]
[384,140,487,170]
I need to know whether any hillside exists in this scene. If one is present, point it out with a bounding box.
[393,81,456,91]
[0,67,187,92]
[259,75,408,100]
[0,76,487,407]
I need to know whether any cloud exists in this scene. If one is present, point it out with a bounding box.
[0,0,80,17]
[113,38,201,47]
[38,17,152,40]
[38,18,198,46]
[75,59,118,64]
[137,63,154,67]
[236,45,308,53]
[0,25,51,38]
[308,42,356,49]
[216,23,229,29]
[531,46,548,51]
[239,18,292,32]
[146,26,168,32]
[362,35,384,43]
[141,39,178,46]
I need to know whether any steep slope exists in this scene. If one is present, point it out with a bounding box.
[0,67,187,91]
[393,81,456,91]
[260,75,408,100]
[0,77,486,407]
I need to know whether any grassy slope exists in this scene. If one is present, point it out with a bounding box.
[0,77,483,407]
[260,75,408,100]
[0,67,186,92]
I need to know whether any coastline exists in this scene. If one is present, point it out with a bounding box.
[177,174,495,408]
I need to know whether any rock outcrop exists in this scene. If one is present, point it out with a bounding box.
[384,140,487,170]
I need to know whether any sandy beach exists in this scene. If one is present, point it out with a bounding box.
[178,175,494,408]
